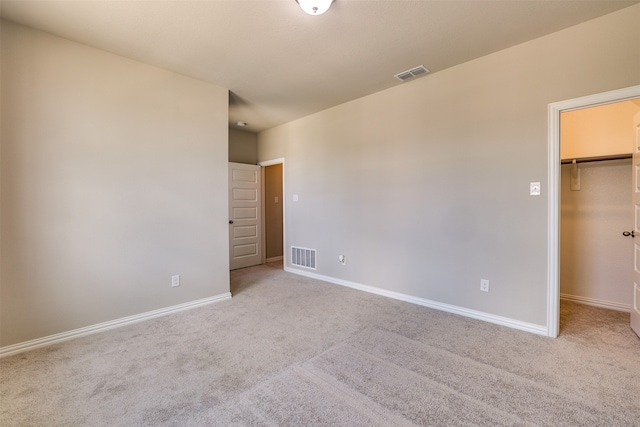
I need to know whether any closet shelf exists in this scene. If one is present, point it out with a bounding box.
[560,153,632,164]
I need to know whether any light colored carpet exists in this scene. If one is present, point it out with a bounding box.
[1,262,639,426]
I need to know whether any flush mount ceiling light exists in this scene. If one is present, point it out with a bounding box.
[296,0,333,15]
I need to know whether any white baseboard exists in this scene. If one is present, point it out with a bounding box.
[266,256,284,263]
[0,292,232,358]
[285,267,548,336]
[560,293,630,312]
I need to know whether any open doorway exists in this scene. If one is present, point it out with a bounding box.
[548,85,640,338]
[260,158,285,270]
[559,100,639,333]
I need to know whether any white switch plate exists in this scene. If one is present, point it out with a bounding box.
[530,182,541,196]
[172,275,180,287]
[293,194,299,202]
[480,279,490,292]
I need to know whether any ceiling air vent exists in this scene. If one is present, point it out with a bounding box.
[394,65,430,82]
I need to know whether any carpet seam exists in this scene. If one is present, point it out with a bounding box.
[293,363,417,427]
[317,342,527,426]
[363,328,607,407]
[347,329,625,424]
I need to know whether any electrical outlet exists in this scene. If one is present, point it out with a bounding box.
[172,275,180,287]
[480,279,490,292]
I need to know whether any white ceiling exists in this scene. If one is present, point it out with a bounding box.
[1,0,638,133]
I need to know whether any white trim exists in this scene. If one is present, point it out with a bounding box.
[260,166,267,264]
[285,267,548,336]
[548,85,640,338]
[548,102,560,338]
[266,256,283,262]
[560,293,631,312]
[0,293,232,358]
[258,157,284,168]
[258,157,285,167]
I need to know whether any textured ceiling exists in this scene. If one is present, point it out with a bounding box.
[1,0,638,132]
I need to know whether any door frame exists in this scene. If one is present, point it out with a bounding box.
[258,158,285,265]
[548,85,640,338]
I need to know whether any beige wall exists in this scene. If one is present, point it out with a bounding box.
[1,21,230,347]
[561,160,632,308]
[258,5,640,327]
[265,164,283,259]
[561,101,640,159]
[229,128,258,164]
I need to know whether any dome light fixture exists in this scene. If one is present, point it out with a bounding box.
[296,0,333,15]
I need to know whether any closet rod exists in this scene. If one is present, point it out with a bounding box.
[561,153,632,164]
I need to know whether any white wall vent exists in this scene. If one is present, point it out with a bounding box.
[394,65,430,81]
[291,246,317,270]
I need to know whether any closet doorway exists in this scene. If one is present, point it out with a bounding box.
[559,99,640,332]
[260,158,285,268]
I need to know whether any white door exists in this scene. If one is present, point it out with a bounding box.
[229,163,262,270]
[632,112,640,338]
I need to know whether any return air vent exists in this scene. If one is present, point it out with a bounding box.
[394,65,430,81]
[291,246,317,270]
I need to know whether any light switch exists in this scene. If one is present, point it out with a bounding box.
[293,194,299,202]
[275,196,279,203]
[530,182,541,196]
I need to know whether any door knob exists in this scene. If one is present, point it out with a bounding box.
[623,230,635,238]
[229,220,234,224]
